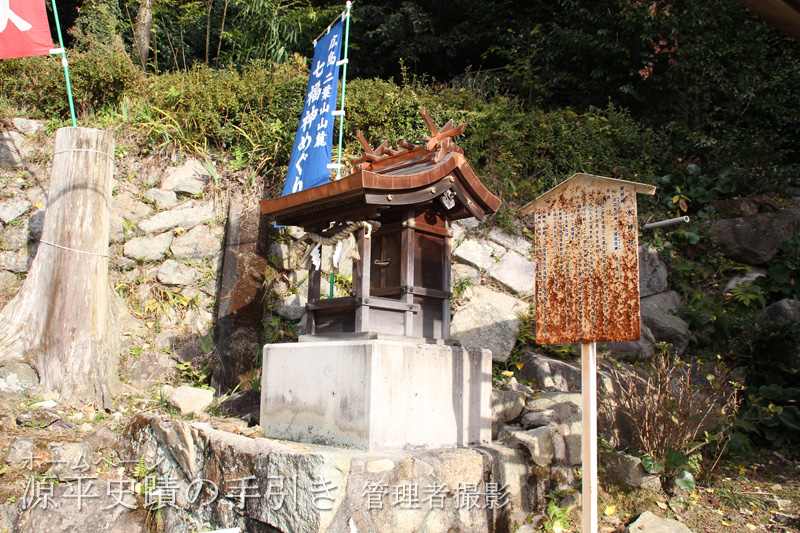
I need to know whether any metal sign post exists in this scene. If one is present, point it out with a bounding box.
[521,173,655,533]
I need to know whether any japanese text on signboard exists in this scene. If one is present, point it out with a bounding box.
[527,175,654,344]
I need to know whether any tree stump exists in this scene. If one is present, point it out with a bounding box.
[0,127,120,409]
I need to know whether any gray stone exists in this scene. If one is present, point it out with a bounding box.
[1,223,28,250]
[488,250,536,296]
[122,232,173,262]
[762,298,800,323]
[217,390,261,425]
[112,192,153,223]
[641,308,691,354]
[641,290,682,316]
[108,212,126,243]
[453,238,506,271]
[625,511,693,533]
[522,397,581,429]
[155,329,179,351]
[523,392,583,465]
[24,185,45,206]
[0,197,31,224]
[492,390,526,423]
[4,437,34,466]
[452,263,481,287]
[85,428,116,451]
[487,228,531,256]
[210,417,249,433]
[0,249,29,272]
[27,209,44,241]
[119,412,505,533]
[16,410,61,428]
[145,188,179,208]
[452,221,468,244]
[138,202,215,234]
[125,350,175,390]
[711,211,799,265]
[269,242,292,270]
[602,330,655,362]
[519,353,581,392]
[50,442,94,481]
[600,451,661,490]
[275,293,307,321]
[508,426,555,466]
[0,270,19,289]
[638,246,668,297]
[480,442,542,527]
[13,483,145,532]
[0,130,24,166]
[11,118,45,135]
[167,385,214,415]
[157,259,197,286]
[0,362,39,393]
[459,217,481,231]
[285,225,306,240]
[724,266,767,293]
[161,158,211,195]
[319,236,357,278]
[171,225,221,262]
[451,286,528,362]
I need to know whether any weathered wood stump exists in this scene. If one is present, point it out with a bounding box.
[0,127,120,409]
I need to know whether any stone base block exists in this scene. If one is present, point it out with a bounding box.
[260,340,492,450]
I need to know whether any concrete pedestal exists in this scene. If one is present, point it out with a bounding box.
[260,340,492,450]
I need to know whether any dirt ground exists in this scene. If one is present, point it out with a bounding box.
[593,448,800,532]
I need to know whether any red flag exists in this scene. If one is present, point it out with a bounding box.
[0,0,54,59]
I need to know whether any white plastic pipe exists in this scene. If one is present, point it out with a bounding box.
[643,216,690,230]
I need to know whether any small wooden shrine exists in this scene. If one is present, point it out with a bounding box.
[260,108,501,341]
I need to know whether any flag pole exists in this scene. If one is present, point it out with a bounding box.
[49,0,77,127]
[333,1,351,181]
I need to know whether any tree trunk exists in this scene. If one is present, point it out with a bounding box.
[205,0,214,65]
[134,0,154,69]
[215,0,230,63]
[0,127,120,409]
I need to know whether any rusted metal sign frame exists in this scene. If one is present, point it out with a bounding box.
[520,173,655,344]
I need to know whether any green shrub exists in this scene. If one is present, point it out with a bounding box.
[0,44,142,120]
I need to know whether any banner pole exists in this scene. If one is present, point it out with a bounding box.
[49,0,77,127]
[581,341,598,533]
[334,1,351,181]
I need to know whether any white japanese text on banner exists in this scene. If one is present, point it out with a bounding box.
[282,20,345,196]
[0,0,54,59]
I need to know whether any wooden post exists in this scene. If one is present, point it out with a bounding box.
[354,227,371,332]
[400,208,415,336]
[307,246,322,335]
[441,215,452,340]
[0,127,120,409]
[581,342,598,533]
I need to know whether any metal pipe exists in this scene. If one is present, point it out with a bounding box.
[644,216,690,230]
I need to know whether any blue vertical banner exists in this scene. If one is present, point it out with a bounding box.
[282,20,345,196]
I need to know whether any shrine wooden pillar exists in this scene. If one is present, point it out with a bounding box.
[441,216,452,340]
[354,227,371,332]
[400,207,415,336]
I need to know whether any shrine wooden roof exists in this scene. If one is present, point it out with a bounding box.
[260,110,501,229]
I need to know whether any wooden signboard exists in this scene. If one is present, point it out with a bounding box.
[520,173,655,533]
[520,173,656,344]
